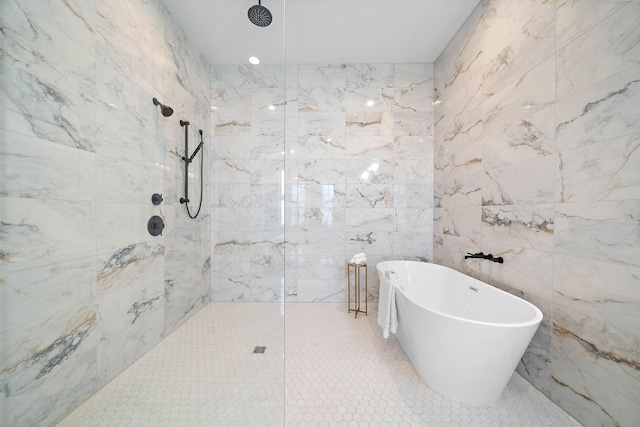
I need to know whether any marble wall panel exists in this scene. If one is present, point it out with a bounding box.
[556,132,640,203]
[434,1,640,424]
[1,0,211,424]
[556,2,640,100]
[556,65,640,152]
[210,63,434,304]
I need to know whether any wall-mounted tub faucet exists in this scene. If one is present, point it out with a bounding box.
[464,252,504,263]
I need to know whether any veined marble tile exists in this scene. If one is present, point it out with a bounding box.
[250,206,286,233]
[392,233,433,260]
[394,136,433,161]
[346,63,395,89]
[298,88,345,112]
[249,184,282,208]
[557,133,640,203]
[1,0,97,152]
[487,244,554,301]
[211,88,251,112]
[441,102,483,153]
[345,112,393,136]
[553,305,640,405]
[393,185,433,209]
[556,65,640,151]
[0,198,95,263]
[442,4,483,95]
[251,136,285,160]
[211,137,251,160]
[213,159,251,184]
[483,57,556,136]
[483,0,554,60]
[211,64,284,89]
[345,184,393,208]
[556,2,640,100]
[394,159,433,184]
[483,154,555,206]
[95,203,159,252]
[297,279,345,302]
[294,207,344,232]
[96,241,164,294]
[298,112,346,136]
[296,255,347,280]
[346,159,394,184]
[96,275,163,384]
[294,183,346,209]
[250,159,284,185]
[393,88,434,113]
[96,156,164,204]
[555,200,640,267]
[296,230,346,256]
[0,130,95,201]
[345,231,392,256]
[482,205,554,251]
[297,64,346,88]
[396,209,433,233]
[551,362,640,427]
[297,159,346,184]
[297,135,346,159]
[435,173,482,209]
[517,340,551,397]
[346,136,393,160]
[345,208,395,232]
[0,253,94,332]
[212,112,251,137]
[1,301,97,427]
[443,69,485,123]
[438,206,482,239]
[483,0,555,95]
[393,111,431,136]
[482,105,555,169]
[433,233,482,276]
[556,0,627,50]
[212,207,252,232]
[554,253,640,336]
[251,88,291,113]
[394,64,434,89]
[345,88,393,112]
[434,141,482,181]
[250,111,286,137]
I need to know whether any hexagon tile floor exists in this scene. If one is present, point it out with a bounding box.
[57,302,581,427]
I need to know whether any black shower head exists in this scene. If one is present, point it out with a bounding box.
[153,97,174,117]
[248,0,272,27]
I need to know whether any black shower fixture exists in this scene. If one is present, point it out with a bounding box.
[248,0,272,27]
[152,97,174,117]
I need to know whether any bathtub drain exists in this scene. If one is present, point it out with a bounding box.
[253,346,266,354]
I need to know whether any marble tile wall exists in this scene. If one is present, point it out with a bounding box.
[0,1,211,425]
[210,63,434,302]
[433,0,640,425]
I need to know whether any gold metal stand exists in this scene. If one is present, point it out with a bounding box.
[347,263,368,318]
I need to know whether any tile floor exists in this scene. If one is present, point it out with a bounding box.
[57,302,581,426]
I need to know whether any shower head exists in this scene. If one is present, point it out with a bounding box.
[248,0,272,27]
[153,97,174,117]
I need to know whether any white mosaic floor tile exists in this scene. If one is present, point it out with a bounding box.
[57,302,581,427]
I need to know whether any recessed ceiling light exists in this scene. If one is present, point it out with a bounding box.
[249,56,260,65]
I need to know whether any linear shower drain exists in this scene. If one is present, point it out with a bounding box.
[252,346,266,354]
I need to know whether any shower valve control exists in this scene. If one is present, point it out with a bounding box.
[151,193,163,205]
[147,215,165,237]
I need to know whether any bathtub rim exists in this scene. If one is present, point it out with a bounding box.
[376,260,543,328]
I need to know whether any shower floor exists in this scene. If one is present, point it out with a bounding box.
[57,302,580,426]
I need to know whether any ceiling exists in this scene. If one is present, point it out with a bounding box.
[162,0,480,65]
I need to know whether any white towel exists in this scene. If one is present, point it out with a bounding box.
[377,272,399,339]
[350,257,367,265]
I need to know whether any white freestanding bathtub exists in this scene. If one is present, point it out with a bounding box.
[376,260,542,406]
